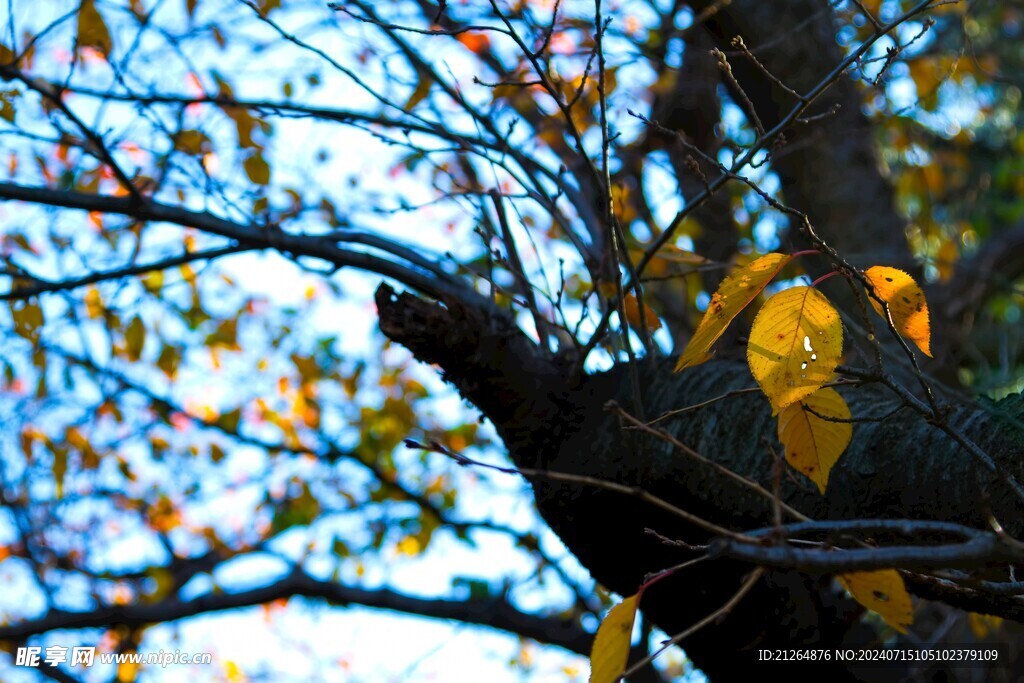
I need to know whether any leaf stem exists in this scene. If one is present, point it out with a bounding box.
[809,271,840,288]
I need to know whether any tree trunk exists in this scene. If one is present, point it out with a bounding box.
[377,283,1024,681]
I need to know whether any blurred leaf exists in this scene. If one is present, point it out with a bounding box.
[173,129,212,155]
[244,151,271,185]
[125,315,146,361]
[0,88,19,123]
[838,570,913,634]
[78,0,114,57]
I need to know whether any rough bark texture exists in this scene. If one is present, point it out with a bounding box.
[376,282,1024,680]
[374,3,1024,679]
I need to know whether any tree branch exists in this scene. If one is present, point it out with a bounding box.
[0,570,592,656]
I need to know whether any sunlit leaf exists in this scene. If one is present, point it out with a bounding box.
[863,266,931,357]
[777,387,852,493]
[675,252,793,371]
[590,594,638,683]
[838,570,913,634]
[747,286,842,413]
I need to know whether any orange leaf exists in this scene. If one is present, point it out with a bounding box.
[457,32,491,55]
[863,266,931,357]
[623,294,662,332]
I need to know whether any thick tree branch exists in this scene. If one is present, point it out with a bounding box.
[0,182,472,302]
[0,570,592,656]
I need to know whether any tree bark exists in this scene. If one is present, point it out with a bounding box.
[690,0,914,270]
[377,284,1024,681]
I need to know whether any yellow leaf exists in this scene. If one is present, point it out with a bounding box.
[623,294,661,332]
[935,238,957,283]
[78,0,114,57]
[777,387,852,493]
[397,535,421,556]
[676,252,793,371]
[968,612,1002,639]
[84,286,103,318]
[838,570,913,634]
[863,266,931,357]
[117,660,139,682]
[403,76,432,111]
[590,594,638,683]
[747,286,842,413]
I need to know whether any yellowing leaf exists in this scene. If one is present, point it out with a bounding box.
[968,612,1002,639]
[590,594,638,683]
[676,253,793,371]
[403,76,432,111]
[623,294,662,332]
[78,0,114,57]
[396,535,421,556]
[85,286,103,318]
[747,286,842,413]
[864,266,931,357]
[244,151,271,185]
[838,570,913,634]
[777,388,852,493]
[117,660,139,682]
[124,315,146,361]
[173,129,211,155]
[0,88,19,123]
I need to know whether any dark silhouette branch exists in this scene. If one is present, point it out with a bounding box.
[0,570,592,656]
